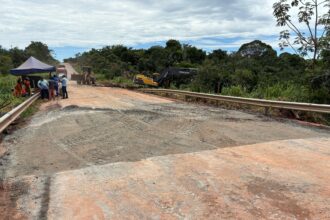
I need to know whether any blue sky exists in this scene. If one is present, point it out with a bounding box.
[1,0,319,61]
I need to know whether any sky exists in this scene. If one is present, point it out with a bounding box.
[0,0,295,61]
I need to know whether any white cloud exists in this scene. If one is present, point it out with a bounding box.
[0,0,313,51]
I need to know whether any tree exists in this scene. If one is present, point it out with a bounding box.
[320,29,330,66]
[0,55,13,74]
[25,41,57,64]
[232,69,258,91]
[110,45,128,58]
[145,46,169,72]
[9,47,28,67]
[273,0,330,64]
[208,49,228,63]
[183,44,206,64]
[238,40,277,58]
[165,40,183,66]
[165,39,182,51]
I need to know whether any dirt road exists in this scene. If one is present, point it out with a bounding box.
[0,67,329,219]
[62,63,77,80]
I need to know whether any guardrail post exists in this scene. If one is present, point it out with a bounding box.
[265,107,270,116]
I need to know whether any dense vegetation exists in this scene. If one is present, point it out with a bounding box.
[0,41,58,75]
[65,38,330,104]
[0,42,57,112]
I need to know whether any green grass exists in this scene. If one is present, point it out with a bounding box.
[20,100,40,119]
[221,84,310,102]
[0,75,17,111]
[110,76,134,86]
[95,74,136,87]
[95,73,108,84]
[221,86,249,97]
[0,74,43,113]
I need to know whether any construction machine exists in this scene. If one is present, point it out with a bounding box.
[72,66,96,85]
[134,67,198,88]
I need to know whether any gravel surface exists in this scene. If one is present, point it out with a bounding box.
[1,91,329,178]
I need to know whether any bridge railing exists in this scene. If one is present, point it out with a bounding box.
[0,93,40,134]
[140,89,330,114]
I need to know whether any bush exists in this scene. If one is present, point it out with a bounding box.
[95,73,108,83]
[221,84,310,102]
[0,75,16,110]
[249,84,309,102]
[111,76,134,86]
[0,75,29,114]
[222,86,248,97]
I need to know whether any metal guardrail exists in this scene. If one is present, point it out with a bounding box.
[141,89,330,114]
[0,93,40,134]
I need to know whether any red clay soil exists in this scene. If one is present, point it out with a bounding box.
[40,83,172,111]
[47,138,330,219]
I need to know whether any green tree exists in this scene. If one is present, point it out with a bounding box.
[0,55,13,74]
[232,69,258,91]
[165,40,183,66]
[25,41,57,64]
[9,47,28,67]
[145,46,169,72]
[183,44,206,64]
[208,49,228,63]
[165,39,182,51]
[238,40,277,58]
[273,0,330,63]
[320,30,330,67]
[192,60,231,93]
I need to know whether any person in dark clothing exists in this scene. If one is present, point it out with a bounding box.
[48,77,55,100]
[53,75,59,97]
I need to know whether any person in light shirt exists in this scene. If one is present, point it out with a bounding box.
[60,75,68,99]
[37,77,49,100]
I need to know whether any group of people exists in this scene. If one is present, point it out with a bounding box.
[13,74,69,100]
[13,78,31,97]
[38,75,69,100]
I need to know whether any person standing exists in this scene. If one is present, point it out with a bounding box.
[48,77,56,100]
[53,74,59,97]
[60,75,68,99]
[38,78,49,100]
[23,77,31,96]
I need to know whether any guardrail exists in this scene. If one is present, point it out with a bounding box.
[140,89,330,114]
[0,93,40,134]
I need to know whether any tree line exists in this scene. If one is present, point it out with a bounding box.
[65,38,329,104]
[0,41,58,74]
[0,41,58,111]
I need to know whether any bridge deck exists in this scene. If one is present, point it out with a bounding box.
[1,64,329,219]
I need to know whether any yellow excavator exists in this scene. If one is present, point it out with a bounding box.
[134,73,159,87]
[134,67,197,88]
